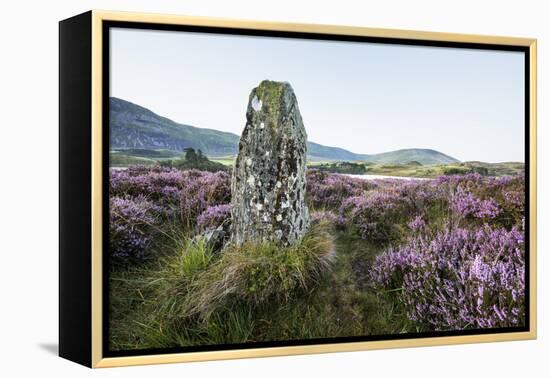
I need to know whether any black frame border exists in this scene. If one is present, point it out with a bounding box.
[101,20,531,359]
[59,11,93,367]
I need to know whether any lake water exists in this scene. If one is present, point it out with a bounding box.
[110,166,430,181]
[343,174,429,181]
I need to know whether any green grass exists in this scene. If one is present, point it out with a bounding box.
[109,149,231,170]
[305,160,524,178]
[184,221,336,319]
[209,156,236,166]
[109,153,157,167]
[111,148,182,158]
[109,218,414,351]
[309,161,368,174]
[359,161,525,178]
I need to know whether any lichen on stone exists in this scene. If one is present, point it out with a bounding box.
[230,80,310,247]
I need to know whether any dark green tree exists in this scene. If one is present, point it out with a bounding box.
[184,148,198,163]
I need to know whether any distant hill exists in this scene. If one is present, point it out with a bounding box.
[307,142,364,162]
[110,97,459,165]
[110,97,239,156]
[364,148,459,166]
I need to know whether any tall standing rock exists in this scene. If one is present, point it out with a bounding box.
[231,80,309,247]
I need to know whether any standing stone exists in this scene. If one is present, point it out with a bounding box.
[231,80,309,247]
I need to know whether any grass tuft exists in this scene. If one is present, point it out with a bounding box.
[181,220,335,320]
[108,221,415,350]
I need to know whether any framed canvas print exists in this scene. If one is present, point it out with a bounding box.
[59,10,537,368]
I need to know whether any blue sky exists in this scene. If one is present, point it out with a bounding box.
[110,28,525,162]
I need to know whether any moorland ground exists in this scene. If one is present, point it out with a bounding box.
[109,162,526,351]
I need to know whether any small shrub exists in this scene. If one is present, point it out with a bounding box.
[371,225,525,330]
[160,148,229,172]
[109,166,231,227]
[407,215,425,232]
[443,167,469,175]
[438,172,524,229]
[110,166,186,203]
[451,186,501,219]
[308,162,367,175]
[310,210,339,227]
[339,191,408,242]
[306,169,373,209]
[179,170,231,226]
[197,204,231,231]
[109,195,161,262]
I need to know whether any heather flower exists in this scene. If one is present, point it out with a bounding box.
[109,195,162,262]
[110,166,231,224]
[197,204,231,231]
[179,170,231,224]
[339,190,411,242]
[371,225,525,330]
[306,170,373,209]
[451,187,501,219]
[310,210,339,226]
[408,215,425,232]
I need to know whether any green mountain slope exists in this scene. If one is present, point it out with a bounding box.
[365,148,459,165]
[110,97,239,156]
[307,142,364,162]
[110,97,459,165]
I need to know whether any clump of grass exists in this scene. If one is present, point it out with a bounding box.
[108,220,336,349]
[142,236,216,323]
[180,220,336,320]
[170,236,214,278]
[109,220,414,350]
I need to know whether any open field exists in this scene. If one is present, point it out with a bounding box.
[362,161,525,178]
[110,149,181,167]
[110,150,523,179]
[110,149,232,169]
[209,156,236,166]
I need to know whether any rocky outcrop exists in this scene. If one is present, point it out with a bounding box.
[230,80,309,247]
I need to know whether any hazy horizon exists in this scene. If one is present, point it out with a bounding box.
[110,28,526,163]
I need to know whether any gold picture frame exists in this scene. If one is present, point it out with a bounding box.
[59,10,537,368]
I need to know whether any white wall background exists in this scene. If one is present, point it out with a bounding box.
[1,0,547,376]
